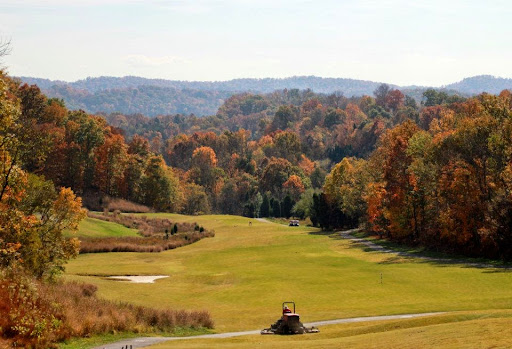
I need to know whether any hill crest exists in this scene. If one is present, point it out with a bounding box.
[16,74,512,117]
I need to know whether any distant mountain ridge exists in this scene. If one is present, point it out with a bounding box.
[19,75,395,94]
[444,75,512,95]
[16,75,512,117]
[42,84,232,117]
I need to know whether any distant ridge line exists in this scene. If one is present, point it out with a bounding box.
[14,74,512,117]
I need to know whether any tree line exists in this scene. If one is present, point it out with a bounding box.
[322,90,512,260]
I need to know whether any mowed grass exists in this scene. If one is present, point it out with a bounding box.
[68,217,139,238]
[148,310,512,349]
[64,214,512,345]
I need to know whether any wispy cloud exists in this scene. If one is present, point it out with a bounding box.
[1,0,140,5]
[1,0,218,16]
[150,0,216,13]
[123,54,189,67]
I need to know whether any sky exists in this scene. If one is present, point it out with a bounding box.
[0,0,511,86]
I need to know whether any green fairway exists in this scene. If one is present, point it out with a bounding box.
[63,214,512,346]
[70,217,140,238]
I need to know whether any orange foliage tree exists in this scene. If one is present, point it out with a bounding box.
[94,133,128,196]
[283,175,305,201]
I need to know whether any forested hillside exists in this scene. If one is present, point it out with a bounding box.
[5,70,512,264]
[18,75,395,117]
[20,75,392,94]
[44,84,231,117]
[321,90,512,260]
[18,75,511,117]
[445,75,512,95]
[103,84,512,260]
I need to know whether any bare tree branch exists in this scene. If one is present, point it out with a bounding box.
[0,38,12,60]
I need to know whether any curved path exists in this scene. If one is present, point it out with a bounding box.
[93,312,444,349]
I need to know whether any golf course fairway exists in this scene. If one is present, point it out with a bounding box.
[64,214,512,348]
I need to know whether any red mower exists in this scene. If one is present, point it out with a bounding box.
[261,302,319,335]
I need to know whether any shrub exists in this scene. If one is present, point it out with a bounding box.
[0,270,64,348]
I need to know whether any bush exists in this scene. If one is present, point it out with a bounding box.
[0,270,63,348]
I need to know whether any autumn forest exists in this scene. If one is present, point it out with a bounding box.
[4,70,512,263]
[2,65,512,346]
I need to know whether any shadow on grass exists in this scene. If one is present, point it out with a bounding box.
[382,248,512,271]
[310,229,512,271]
[308,230,346,240]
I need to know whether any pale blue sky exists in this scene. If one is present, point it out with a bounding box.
[1,0,511,86]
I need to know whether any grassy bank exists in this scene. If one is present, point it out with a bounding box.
[70,217,140,238]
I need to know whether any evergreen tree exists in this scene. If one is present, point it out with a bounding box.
[311,193,331,230]
[282,195,294,218]
[260,193,270,217]
[244,203,256,218]
[271,199,281,218]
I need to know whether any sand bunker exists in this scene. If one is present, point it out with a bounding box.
[106,275,169,283]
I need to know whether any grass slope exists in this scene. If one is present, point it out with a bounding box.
[63,214,512,346]
[70,217,140,238]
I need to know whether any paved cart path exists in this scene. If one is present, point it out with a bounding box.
[94,312,444,349]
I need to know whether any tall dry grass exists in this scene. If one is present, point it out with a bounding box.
[46,281,214,335]
[81,212,214,253]
[88,212,201,237]
[0,273,213,348]
[103,198,152,213]
[79,232,214,253]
